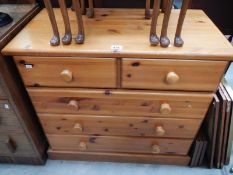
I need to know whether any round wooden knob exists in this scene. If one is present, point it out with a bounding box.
[152,144,160,154]
[166,72,180,84]
[67,100,79,110]
[155,126,166,136]
[74,123,83,132]
[60,69,73,82]
[79,142,87,151]
[160,103,171,115]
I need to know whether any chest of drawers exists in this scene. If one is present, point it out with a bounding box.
[0,69,46,164]
[2,8,233,166]
[0,4,47,164]
[0,76,6,99]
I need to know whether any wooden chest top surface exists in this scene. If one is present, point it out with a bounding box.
[2,8,233,60]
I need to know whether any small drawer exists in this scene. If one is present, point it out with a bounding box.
[122,58,227,91]
[47,135,192,155]
[39,114,202,139]
[14,57,117,88]
[28,88,213,119]
[0,76,6,99]
[0,100,23,133]
[0,134,34,157]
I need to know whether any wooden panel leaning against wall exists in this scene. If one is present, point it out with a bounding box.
[0,3,48,164]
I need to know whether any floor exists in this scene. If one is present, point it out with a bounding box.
[226,63,233,87]
[0,153,232,175]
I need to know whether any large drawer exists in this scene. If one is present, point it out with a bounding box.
[0,75,6,99]
[47,134,192,155]
[14,57,117,88]
[0,100,23,133]
[0,134,34,157]
[48,149,191,165]
[122,58,227,91]
[39,113,202,139]
[28,88,213,119]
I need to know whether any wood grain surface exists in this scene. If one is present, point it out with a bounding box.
[0,3,47,164]
[47,134,192,155]
[48,149,190,165]
[0,134,35,157]
[122,58,227,91]
[14,57,117,88]
[2,9,233,61]
[2,7,230,165]
[0,100,23,133]
[28,88,213,118]
[0,76,6,99]
[38,113,202,138]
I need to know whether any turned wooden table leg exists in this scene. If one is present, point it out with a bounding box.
[43,0,60,46]
[87,0,94,18]
[162,0,168,13]
[81,0,86,15]
[145,0,151,19]
[72,0,85,44]
[71,0,85,15]
[160,0,173,47]
[58,0,72,45]
[174,0,191,47]
[150,0,160,46]
[71,2,74,11]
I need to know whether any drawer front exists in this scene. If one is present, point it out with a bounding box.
[39,114,202,139]
[122,59,227,91]
[48,149,191,165]
[14,57,117,88]
[0,134,34,157]
[0,100,23,133]
[0,76,6,99]
[47,135,192,155]
[28,88,213,119]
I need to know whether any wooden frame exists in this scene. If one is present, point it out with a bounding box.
[0,4,48,165]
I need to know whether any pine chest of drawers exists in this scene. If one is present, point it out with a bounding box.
[2,9,233,166]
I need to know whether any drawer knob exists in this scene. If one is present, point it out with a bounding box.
[67,100,79,110]
[160,103,171,115]
[155,126,166,136]
[60,69,73,82]
[166,72,180,84]
[74,123,83,132]
[152,144,160,154]
[79,142,87,151]
[5,137,16,153]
